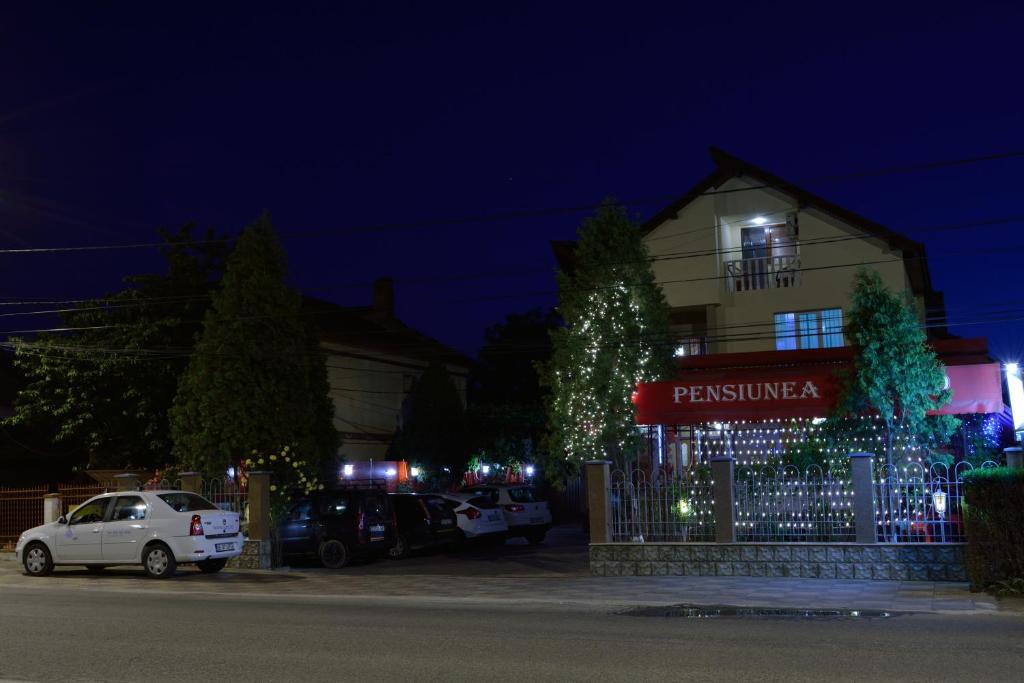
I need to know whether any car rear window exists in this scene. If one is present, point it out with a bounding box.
[467,496,497,509]
[157,493,218,512]
[319,493,350,516]
[508,487,540,503]
[422,496,451,516]
[463,487,498,503]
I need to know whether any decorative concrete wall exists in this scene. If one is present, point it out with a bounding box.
[227,540,272,570]
[590,543,967,581]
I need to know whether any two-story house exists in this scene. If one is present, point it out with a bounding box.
[562,148,1005,472]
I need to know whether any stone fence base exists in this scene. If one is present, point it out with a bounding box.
[590,543,967,582]
[227,539,272,570]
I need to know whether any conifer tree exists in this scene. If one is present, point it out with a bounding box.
[841,268,959,466]
[540,201,674,473]
[169,213,338,476]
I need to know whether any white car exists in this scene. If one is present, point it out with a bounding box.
[14,490,243,579]
[459,484,552,544]
[439,493,508,541]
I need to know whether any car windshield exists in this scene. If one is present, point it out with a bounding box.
[508,487,539,503]
[157,492,218,512]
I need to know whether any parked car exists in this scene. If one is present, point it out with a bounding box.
[388,493,461,559]
[438,492,508,543]
[279,488,396,569]
[459,484,552,544]
[15,490,242,579]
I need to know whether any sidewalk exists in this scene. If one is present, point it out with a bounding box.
[0,550,1003,614]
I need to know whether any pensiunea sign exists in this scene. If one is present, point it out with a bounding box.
[672,380,821,404]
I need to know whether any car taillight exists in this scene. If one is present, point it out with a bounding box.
[504,504,525,513]
[458,507,481,520]
[189,515,204,536]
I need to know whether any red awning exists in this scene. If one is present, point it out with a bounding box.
[633,340,1004,424]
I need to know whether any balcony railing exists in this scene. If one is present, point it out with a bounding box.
[725,255,800,292]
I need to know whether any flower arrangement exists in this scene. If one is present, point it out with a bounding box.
[242,445,323,511]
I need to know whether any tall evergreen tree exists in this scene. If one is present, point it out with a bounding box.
[840,268,960,466]
[539,201,675,473]
[395,360,468,474]
[6,225,229,470]
[169,213,338,476]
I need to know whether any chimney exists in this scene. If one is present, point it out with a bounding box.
[372,277,394,319]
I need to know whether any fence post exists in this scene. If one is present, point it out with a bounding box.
[43,493,63,523]
[1005,447,1023,470]
[246,470,272,542]
[180,472,203,494]
[711,456,735,543]
[585,460,612,543]
[114,473,140,492]
[849,452,876,544]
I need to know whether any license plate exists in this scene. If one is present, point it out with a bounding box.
[369,524,385,541]
[215,543,234,552]
[441,518,453,526]
[487,513,500,521]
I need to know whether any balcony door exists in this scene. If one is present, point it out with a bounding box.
[741,227,770,260]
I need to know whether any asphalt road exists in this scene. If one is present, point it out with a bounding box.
[1,580,1023,683]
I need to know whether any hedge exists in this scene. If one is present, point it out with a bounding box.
[962,467,1024,590]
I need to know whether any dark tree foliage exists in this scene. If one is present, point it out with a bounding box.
[6,225,229,469]
[467,309,560,466]
[169,213,339,476]
[395,360,468,473]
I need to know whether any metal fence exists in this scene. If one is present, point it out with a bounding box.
[874,461,996,544]
[0,486,46,546]
[611,469,716,542]
[734,465,855,543]
[203,477,248,528]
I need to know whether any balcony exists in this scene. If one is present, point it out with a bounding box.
[724,255,801,292]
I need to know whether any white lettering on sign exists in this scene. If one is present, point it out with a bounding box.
[671,380,822,404]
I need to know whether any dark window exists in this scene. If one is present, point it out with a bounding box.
[111,496,147,521]
[362,494,385,515]
[69,498,109,525]
[463,487,498,503]
[507,487,539,503]
[157,493,218,513]
[467,496,497,509]
[289,501,313,521]
[421,496,450,515]
[319,493,350,516]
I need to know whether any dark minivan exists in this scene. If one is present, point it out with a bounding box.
[387,493,461,559]
[279,488,396,569]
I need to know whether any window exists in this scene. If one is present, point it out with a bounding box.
[774,308,844,350]
[362,494,386,516]
[508,487,540,503]
[319,493,350,516]
[69,498,109,525]
[157,493,218,513]
[674,337,706,357]
[288,501,313,522]
[111,496,147,521]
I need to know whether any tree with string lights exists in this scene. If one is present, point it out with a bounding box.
[839,268,960,467]
[539,201,675,477]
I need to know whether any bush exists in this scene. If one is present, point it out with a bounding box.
[962,467,1024,590]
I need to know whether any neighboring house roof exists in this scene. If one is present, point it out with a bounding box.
[302,294,474,371]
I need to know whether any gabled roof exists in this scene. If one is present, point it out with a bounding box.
[302,296,474,371]
[641,146,935,297]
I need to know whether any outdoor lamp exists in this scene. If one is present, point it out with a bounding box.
[410,466,420,478]
[933,490,948,516]
[481,465,491,475]
[342,463,354,477]
[385,467,397,477]
[525,465,535,477]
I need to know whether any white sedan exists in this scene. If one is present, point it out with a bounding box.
[459,484,552,544]
[438,493,508,541]
[15,490,242,579]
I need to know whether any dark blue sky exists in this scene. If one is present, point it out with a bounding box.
[1,2,1022,358]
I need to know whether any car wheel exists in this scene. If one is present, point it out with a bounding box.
[318,539,350,569]
[143,543,177,579]
[526,530,546,545]
[22,543,53,577]
[85,565,106,574]
[388,534,409,560]
[196,558,228,574]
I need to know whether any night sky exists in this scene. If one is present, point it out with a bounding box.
[2,2,1023,359]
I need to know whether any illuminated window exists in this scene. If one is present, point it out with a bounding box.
[774,308,843,350]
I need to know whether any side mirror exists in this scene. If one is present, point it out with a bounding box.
[57,515,67,525]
